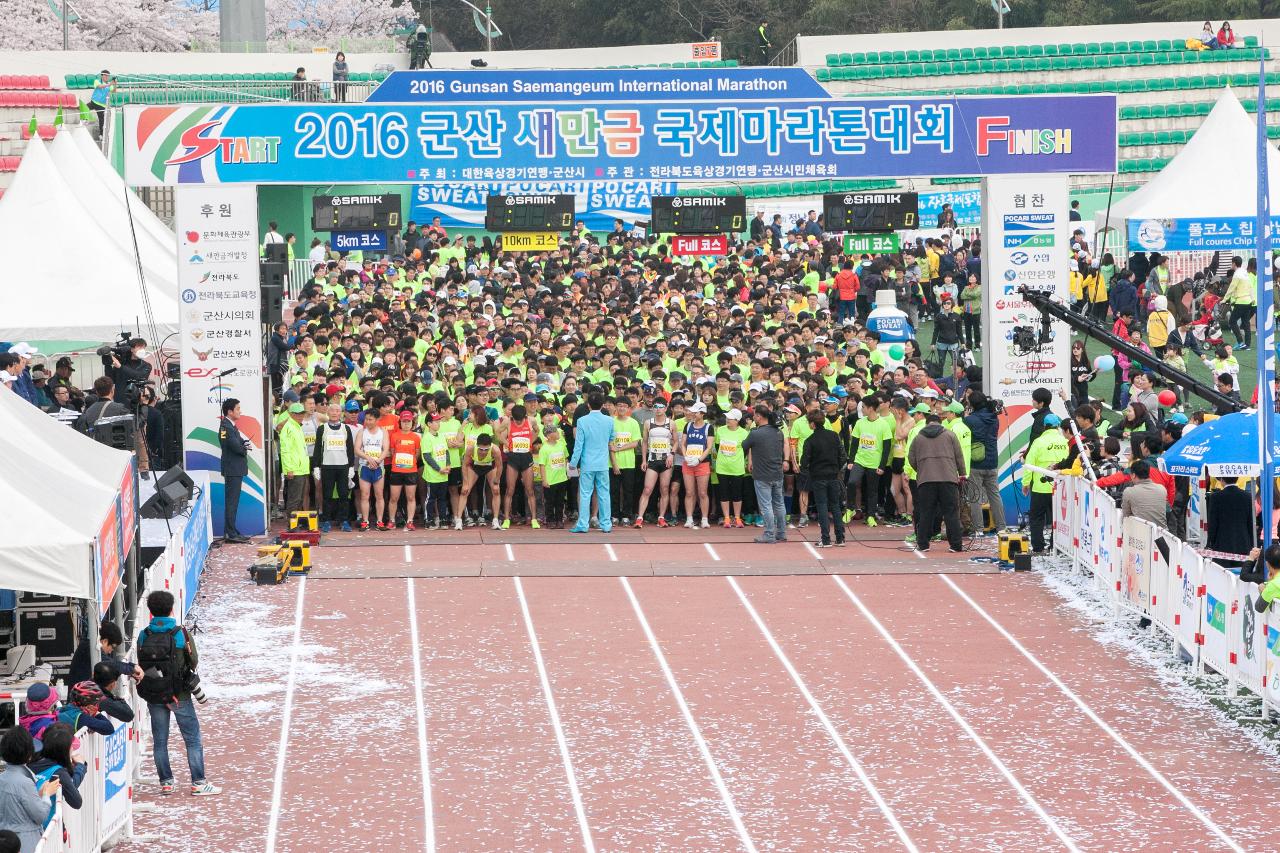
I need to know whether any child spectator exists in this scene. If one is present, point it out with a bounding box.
[27,723,86,813]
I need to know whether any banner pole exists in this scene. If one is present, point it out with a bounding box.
[1257,54,1274,552]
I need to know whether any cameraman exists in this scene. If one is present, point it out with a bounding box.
[74,376,130,435]
[102,337,152,389]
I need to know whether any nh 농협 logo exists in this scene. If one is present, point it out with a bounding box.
[163,120,281,167]
[975,117,1073,155]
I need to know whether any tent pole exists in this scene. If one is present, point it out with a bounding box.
[1100,173,1116,262]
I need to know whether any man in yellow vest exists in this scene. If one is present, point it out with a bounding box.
[1023,414,1070,554]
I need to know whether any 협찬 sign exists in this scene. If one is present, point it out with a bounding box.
[123,94,1117,186]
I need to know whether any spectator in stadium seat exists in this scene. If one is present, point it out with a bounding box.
[291,67,311,101]
[0,726,59,851]
[89,70,115,135]
[332,51,349,102]
[1217,22,1236,49]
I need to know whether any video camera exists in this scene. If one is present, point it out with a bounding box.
[95,331,134,365]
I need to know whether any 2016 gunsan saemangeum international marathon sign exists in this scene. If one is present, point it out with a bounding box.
[122,74,1116,186]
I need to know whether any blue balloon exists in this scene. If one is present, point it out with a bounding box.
[1094,354,1115,372]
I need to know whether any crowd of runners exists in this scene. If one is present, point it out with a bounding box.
[252,213,1001,551]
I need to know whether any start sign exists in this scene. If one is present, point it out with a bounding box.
[502,232,560,252]
[843,233,900,255]
[671,235,728,256]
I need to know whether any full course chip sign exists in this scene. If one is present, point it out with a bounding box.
[842,233,900,254]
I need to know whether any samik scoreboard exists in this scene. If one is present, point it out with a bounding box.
[823,191,918,233]
[311,194,401,231]
[651,195,746,235]
[485,194,576,232]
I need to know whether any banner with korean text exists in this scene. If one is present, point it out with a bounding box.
[174,186,267,537]
[123,94,1117,186]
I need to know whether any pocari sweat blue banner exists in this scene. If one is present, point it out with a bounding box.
[411,180,676,231]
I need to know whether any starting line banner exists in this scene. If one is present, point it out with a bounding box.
[123,94,1117,186]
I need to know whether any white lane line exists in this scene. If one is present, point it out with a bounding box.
[621,577,756,853]
[505,543,515,562]
[727,576,916,852]
[604,543,618,562]
[832,576,1077,852]
[704,542,721,562]
[264,576,307,853]
[913,549,927,560]
[405,578,436,852]
[404,544,413,563]
[804,541,823,561]
[514,577,595,853]
[941,575,1245,853]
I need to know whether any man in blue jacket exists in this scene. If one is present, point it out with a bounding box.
[569,392,615,533]
[963,392,1004,534]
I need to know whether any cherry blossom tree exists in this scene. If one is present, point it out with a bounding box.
[266,0,403,42]
[0,0,216,51]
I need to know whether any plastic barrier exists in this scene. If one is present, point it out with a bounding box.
[1049,475,1280,716]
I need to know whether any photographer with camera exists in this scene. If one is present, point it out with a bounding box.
[74,376,131,435]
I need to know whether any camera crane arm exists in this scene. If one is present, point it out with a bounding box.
[1016,286,1243,415]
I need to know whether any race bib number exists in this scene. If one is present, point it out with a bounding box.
[719,439,739,457]
[394,452,413,469]
[650,437,671,455]
[613,431,632,450]
[432,447,448,466]
[685,445,704,464]
[513,435,531,454]
[859,435,877,450]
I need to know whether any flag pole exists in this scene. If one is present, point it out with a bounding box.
[1256,51,1274,551]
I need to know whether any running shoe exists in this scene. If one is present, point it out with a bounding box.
[701,517,710,528]
[531,519,541,529]
[464,516,477,528]
[633,519,643,529]
[815,541,833,549]
[684,518,695,529]
[492,517,501,530]
[842,509,853,523]
[867,516,878,528]
[190,781,221,796]
[320,522,331,534]
[835,540,847,547]
[796,516,809,528]
[722,519,733,529]
[501,518,511,530]
[405,522,416,532]
[657,517,669,528]
[453,518,463,531]
[376,521,387,531]
[159,780,175,795]
[359,521,369,531]
[734,517,745,528]
[341,522,353,532]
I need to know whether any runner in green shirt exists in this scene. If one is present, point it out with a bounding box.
[786,404,813,527]
[846,394,894,525]
[714,409,750,528]
[536,425,571,528]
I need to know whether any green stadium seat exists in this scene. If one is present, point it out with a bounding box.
[1016,83,1034,95]
[1086,43,1102,54]
[825,53,839,66]
[1174,77,1192,90]
[905,49,920,61]
[1245,35,1259,47]
[1028,44,1044,56]
[958,47,974,60]
[1013,44,1029,57]
[1100,41,1115,53]
[816,68,832,82]
[1050,56,1069,70]
[1143,131,1160,145]
[973,46,989,59]
[1158,39,1174,51]
[891,50,907,62]
[945,48,961,60]
[850,52,865,63]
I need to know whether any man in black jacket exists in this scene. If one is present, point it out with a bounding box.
[800,412,846,547]
[219,398,250,543]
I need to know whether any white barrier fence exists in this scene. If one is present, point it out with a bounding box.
[1050,475,1280,712]
[33,482,210,853]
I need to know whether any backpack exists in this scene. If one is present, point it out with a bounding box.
[137,626,185,704]
[31,764,59,827]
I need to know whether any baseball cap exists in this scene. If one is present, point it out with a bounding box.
[784,404,802,415]
[399,409,414,420]
[911,403,931,414]
[288,402,305,414]
[688,401,708,413]
[945,401,965,414]
[282,389,301,403]
[55,356,74,370]
[726,408,743,421]
[832,386,848,399]
[344,400,361,412]
[1044,413,1062,427]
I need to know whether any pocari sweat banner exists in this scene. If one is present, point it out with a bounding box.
[412,181,676,231]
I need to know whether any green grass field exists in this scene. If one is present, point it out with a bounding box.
[915,317,1265,416]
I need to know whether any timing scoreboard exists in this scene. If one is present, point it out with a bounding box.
[311,193,401,231]
[823,191,918,232]
[484,194,576,232]
[650,195,746,235]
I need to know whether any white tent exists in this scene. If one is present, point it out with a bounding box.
[1098,87,1280,233]
[0,387,131,601]
[70,125,177,254]
[0,137,179,343]
[49,131,177,289]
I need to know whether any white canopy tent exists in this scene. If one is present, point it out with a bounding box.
[0,137,179,344]
[70,125,177,254]
[0,387,131,601]
[49,131,177,288]
[1097,87,1280,240]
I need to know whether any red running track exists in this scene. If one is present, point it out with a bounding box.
[123,553,1280,852]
